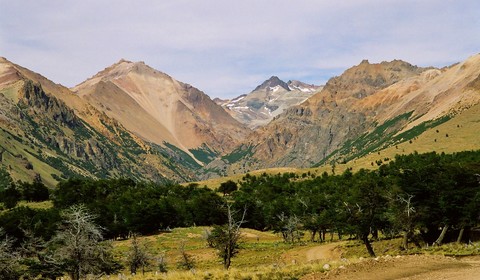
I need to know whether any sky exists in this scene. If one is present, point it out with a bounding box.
[1,0,479,99]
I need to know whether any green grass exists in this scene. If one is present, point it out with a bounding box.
[17,200,53,210]
[111,227,325,272]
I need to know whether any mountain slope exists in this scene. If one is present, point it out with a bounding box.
[216,76,321,128]
[206,55,480,176]
[0,57,202,185]
[73,60,250,164]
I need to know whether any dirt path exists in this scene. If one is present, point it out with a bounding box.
[281,242,343,265]
[302,255,480,280]
[305,243,343,262]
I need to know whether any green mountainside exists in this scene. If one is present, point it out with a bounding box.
[0,74,199,186]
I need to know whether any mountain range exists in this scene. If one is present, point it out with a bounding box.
[204,56,480,177]
[1,53,479,185]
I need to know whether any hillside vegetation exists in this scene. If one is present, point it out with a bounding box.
[1,150,480,278]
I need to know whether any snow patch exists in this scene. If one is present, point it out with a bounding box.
[289,85,315,93]
[231,95,245,103]
[269,85,282,92]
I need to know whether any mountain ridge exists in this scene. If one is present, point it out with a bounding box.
[204,54,480,177]
[1,54,480,184]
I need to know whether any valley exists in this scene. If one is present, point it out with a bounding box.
[1,53,480,279]
[1,53,480,185]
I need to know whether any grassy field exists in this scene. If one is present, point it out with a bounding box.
[8,201,480,279]
[339,102,480,174]
[186,167,325,190]
[109,227,340,279]
[106,227,480,279]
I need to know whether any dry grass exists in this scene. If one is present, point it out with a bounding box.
[339,102,480,173]
[108,227,342,279]
[108,262,331,280]
[185,167,317,190]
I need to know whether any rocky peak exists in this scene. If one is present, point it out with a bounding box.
[287,80,321,93]
[72,59,172,94]
[360,59,370,65]
[95,59,156,80]
[320,59,425,100]
[0,58,24,85]
[253,76,290,92]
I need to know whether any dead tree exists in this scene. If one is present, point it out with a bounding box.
[207,203,246,269]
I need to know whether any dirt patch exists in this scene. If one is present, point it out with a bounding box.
[302,255,480,280]
[282,242,343,264]
[305,243,343,262]
[187,233,201,238]
[241,232,259,239]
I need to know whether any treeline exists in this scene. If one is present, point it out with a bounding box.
[231,151,480,255]
[1,179,226,242]
[1,150,480,278]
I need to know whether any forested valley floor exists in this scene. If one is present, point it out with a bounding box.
[1,150,480,279]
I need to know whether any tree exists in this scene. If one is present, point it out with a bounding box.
[341,170,389,257]
[0,228,22,280]
[18,175,50,202]
[18,230,64,279]
[218,180,238,196]
[0,168,20,209]
[176,241,195,271]
[274,213,303,243]
[396,193,417,250]
[206,203,246,269]
[49,205,120,280]
[127,234,151,275]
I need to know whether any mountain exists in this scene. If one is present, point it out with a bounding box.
[216,76,321,128]
[2,54,480,184]
[0,57,220,185]
[72,59,250,165]
[206,55,480,177]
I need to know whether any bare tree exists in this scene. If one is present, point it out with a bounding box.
[207,203,246,269]
[156,252,168,273]
[276,213,302,244]
[50,205,119,280]
[397,193,415,250]
[0,228,21,280]
[127,233,151,275]
[177,240,195,271]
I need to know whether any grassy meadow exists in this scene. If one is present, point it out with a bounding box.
[108,227,339,279]
[105,226,480,279]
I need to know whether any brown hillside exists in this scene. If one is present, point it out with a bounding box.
[73,60,250,162]
[213,54,480,176]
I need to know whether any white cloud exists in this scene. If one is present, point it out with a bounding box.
[1,0,479,98]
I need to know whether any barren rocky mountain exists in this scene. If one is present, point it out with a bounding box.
[216,76,321,128]
[73,59,250,165]
[205,54,480,177]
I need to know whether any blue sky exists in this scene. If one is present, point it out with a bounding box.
[1,0,479,99]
